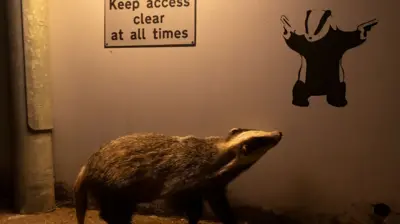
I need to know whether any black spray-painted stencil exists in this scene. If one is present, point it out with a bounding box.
[280,10,378,107]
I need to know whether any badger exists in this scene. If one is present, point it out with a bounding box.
[74,128,283,224]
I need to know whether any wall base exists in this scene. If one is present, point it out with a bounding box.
[54,181,398,223]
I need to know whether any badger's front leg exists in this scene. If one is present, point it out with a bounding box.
[166,193,204,224]
[205,188,237,224]
[185,195,204,224]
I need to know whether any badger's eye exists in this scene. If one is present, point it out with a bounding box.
[241,144,248,156]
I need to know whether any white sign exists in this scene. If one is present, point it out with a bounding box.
[104,0,197,48]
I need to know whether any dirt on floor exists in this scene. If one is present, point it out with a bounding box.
[0,208,219,224]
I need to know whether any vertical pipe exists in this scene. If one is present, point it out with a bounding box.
[7,0,55,213]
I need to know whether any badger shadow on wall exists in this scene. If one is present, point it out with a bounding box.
[280,9,378,107]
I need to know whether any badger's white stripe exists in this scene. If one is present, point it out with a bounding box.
[306,10,324,35]
[217,130,272,150]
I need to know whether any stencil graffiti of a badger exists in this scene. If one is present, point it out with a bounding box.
[281,9,378,107]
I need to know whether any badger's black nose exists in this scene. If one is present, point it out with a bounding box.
[274,131,283,142]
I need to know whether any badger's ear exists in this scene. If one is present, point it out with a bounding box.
[325,9,332,15]
[228,128,243,135]
[228,128,256,135]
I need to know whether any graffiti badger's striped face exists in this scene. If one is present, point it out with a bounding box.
[304,9,336,42]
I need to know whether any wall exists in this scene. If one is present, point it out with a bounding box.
[0,0,12,208]
[49,0,400,214]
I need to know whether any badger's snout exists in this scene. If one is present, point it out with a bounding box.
[271,131,283,143]
[274,131,283,138]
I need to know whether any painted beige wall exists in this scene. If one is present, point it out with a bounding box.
[49,0,400,213]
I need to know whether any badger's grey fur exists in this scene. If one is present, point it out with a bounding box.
[74,128,282,224]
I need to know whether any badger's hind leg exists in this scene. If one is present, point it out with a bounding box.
[98,194,136,224]
[205,188,237,224]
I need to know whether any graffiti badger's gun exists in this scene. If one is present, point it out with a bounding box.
[357,18,378,39]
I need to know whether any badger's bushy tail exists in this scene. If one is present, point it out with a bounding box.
[74,166,88,224]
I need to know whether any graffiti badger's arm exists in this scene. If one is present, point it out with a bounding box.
[280,15,308,55]
[340,18,378,51]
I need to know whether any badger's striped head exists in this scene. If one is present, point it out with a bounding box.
[304,9,336,42]
[215,128,282,175]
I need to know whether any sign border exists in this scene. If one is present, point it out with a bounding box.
[104,0,197,48]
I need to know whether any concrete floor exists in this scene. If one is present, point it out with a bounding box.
[0,208,219,224]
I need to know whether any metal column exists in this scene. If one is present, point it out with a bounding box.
[7,0,55,213]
